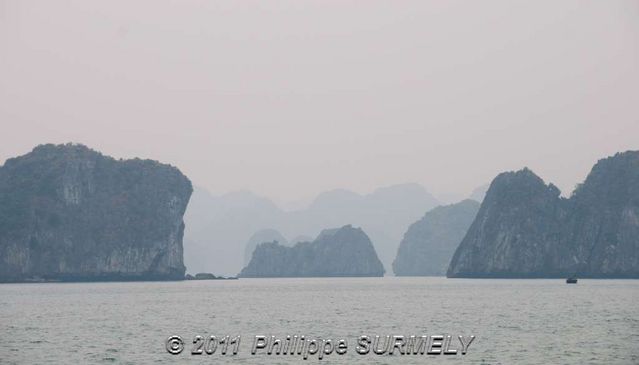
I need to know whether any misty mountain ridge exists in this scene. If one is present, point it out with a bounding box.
[243,229,289,266]
[184,183,440,275]
[468,183,489,202]
[393,199,480,276]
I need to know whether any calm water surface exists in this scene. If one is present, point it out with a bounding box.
[1,277,637,364]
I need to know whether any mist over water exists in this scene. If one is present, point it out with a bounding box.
[1,278,637,364]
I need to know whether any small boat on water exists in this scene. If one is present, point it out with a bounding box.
[566,277,578,284]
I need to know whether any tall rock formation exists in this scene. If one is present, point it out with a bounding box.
[239,225,385,277]
[448,151,639,278]
[561,151,639,277]
[0,143,192,282]
[393,199,479,276]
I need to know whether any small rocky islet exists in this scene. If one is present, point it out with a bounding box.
[239,225,385,278]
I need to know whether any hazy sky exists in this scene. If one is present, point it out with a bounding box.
[1,0,638,206]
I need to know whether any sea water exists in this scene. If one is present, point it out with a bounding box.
[1,277,637,364]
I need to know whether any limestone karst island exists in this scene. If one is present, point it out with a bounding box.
[1,144,638,282]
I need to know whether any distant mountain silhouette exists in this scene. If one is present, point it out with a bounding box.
[469,183,489,202]
[183,183,439,275]
[183,188,283,275]
[290,235,313,244]
[393,199,480,276]
[243,229,288,266]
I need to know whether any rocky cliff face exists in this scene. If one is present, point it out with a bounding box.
[0,143,192,282]
[239,225,384,277]
[447,151,639,278]
[393,199,479,276]
[562,151,639,277]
